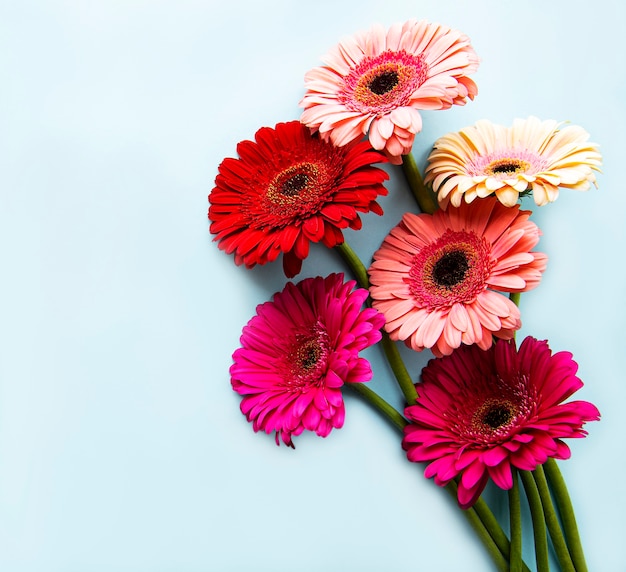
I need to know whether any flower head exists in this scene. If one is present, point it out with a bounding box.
[424,116,602,208]
[209,121,388,278]
[368,197,547,357]
[300,20,479,164]
[402,337,600,509]
[230,273,385,448]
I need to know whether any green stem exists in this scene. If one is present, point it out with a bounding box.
[349,382,528,572]
[472,497,532,572]
[508,469,523,572]
[334,241,418,405]
[509,292,521,341]
[519,470,550,572]
[345,382,407,433]
[533,464,576,572]
[544,458,589,572]
[380,332,418,405]
[401,153,438,214]
[334,241,369,290]
[444,481,510,572]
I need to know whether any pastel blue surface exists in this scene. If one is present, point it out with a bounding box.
[1,1,624,570]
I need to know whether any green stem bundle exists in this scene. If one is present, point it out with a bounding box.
[519,470,550,572]
[544,459,588,572]
[509,470,523,572]
[533,465,576,572]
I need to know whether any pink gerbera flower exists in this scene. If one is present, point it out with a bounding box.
[230,273,385,448]
[300,20,479,164]
[209,121,388,278]
[368,197,547,357]
[402,337,600,509]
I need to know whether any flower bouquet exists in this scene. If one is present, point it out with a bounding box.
[208,20,601,571]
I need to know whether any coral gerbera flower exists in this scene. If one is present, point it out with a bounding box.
[424,116,602,208]
[300,20,479,165]
[209,121,388,278]
[402,337,600,509]
[230,273,385,448]
[368,197,547,357]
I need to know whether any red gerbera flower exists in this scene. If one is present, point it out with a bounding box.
[230,273,385,447]
[402,337,600,509]
[209,121,388,278]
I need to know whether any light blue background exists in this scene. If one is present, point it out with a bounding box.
[1,1,624,570]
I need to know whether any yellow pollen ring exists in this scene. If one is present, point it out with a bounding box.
[267,163,320,206]
[485,158,531,177]
[296,340,322,371]
[473,398,516,431]
[353,62,418,107]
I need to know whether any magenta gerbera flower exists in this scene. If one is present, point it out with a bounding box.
[230,273,385,447]
[368,197,547,357]
[300,19,479,164]
[209,121,388,278]
[403,337,600,509]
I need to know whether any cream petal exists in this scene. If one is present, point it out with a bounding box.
[494,186,520,207]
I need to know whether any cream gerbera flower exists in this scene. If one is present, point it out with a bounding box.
[424,116,602,207]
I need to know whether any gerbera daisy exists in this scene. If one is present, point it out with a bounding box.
[300,19,479,164]
[209,121,388,278]
[424,116,602,208]
[230,273,385,448]
[368,197,547,357]
[402,337,600,509]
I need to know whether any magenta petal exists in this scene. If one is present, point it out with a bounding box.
[401,335,599,495]
[457,472,489,510]
[461,460,487,490]
[553,439,572,460]
[229,273,384,446]
[424,456,458,482]
[488,462,513,490]
[481,446,509,467]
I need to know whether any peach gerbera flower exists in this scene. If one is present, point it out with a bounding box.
[300,20,479,164]
[424,116,602,208]
[368,197,547,357]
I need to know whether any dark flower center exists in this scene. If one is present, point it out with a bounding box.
[467,397,519,440]
[281,325,331,388]
[490,161,524,175]
[281,172,309,197]
[297,340,321,370]
[266,162,323,211]
[340,50,428,114]
[409,230,493,311]
[482,405,513,429]
[484,157,533,178]
[432,250,470,288]
[369,70,399,95]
